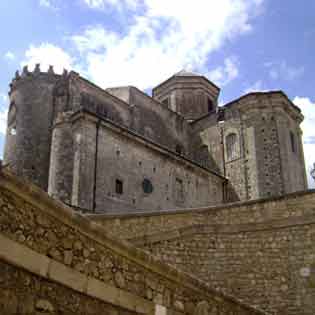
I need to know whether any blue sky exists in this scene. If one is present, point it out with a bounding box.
[0,0,314,187]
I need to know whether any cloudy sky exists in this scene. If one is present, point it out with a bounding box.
[0,0,314,187]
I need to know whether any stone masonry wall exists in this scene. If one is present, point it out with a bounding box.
[72,76,191,156]
[0,170,263,315]
[0,258,139,315]
[192,92,307,202]
[70,112,224,212]
[141,219,315,315]
[91,190,315,315]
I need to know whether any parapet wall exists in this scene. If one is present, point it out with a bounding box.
[0,170,264,315]
[91,190,315,239]
[90,190,315,315]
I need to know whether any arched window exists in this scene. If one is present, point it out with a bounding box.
[290,131,296,153]
[226,133,238,161]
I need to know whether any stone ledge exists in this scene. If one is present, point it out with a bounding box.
[0,233,50,277]
[48,260,88,293]
[0,233,155,314]
[130,214,315,245]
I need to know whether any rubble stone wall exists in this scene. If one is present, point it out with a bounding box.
[0,170,264,315]
[0,257,140,315]
[92,190,315,315]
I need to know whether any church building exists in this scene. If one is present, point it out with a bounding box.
[3,65,307,213]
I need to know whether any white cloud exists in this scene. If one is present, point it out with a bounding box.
[73,0,263,89]
[84,0,115,9]
[207,57,240,86]
[40,0,51,7]
[293,96,315,188]
[21,43,74,74]
[0,93,8,104]
[243,80,267,94]
[4,51,15,61]
[84,0,139,10]
[0,93,8,135]
[0,108,8,135]
[266,61,304,81]
[39,0,57,10]
[304,144,315,188]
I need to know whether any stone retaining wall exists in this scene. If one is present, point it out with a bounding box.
[91,190,315,240]
[90,190,315,315]
[139,218,315,315]
[0,170,264,315]
[0,256,139,315]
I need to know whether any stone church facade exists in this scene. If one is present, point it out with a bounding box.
[3,65,307,213]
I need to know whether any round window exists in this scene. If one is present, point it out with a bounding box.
[142,178,153,194]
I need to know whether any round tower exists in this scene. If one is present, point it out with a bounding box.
[152,70,220,121]
[3,65,61,190]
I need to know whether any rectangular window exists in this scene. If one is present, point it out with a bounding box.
[116,179,123,194]
[290,131,296,153]
[175,178,184,203]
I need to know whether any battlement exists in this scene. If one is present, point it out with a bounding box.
[9,64,68,94]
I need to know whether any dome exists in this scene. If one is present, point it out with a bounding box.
[174,69,201,77]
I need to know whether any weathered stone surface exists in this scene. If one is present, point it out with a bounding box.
[5,68,306,214]
[35,299,54,312]
[0,174,263,315]
[0,259,138,315]
[63,250,73,265]
[114,271,126,288]
[1,67,309,315]
[113,190,315,315]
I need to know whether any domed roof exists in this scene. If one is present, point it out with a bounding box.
[152,69,220,93]
[174,69,201,77]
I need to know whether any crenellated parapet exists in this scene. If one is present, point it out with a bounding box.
[4,64,73,192]
[9,64,68,95]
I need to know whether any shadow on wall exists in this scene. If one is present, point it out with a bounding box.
[225,182,240,203]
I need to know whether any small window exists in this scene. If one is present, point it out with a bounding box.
[217,108,225,122]
[226,133,238,161]
[142,178,153,194]
[162,98,169,107]
[290,131,296,153]
[115,179,123,194]
[208,98,214,113]
[175,178,184,203]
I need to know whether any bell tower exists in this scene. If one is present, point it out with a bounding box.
[152,70,220,121]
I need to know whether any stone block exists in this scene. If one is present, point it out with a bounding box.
[0,234,49,277]
[48,260,87,292]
